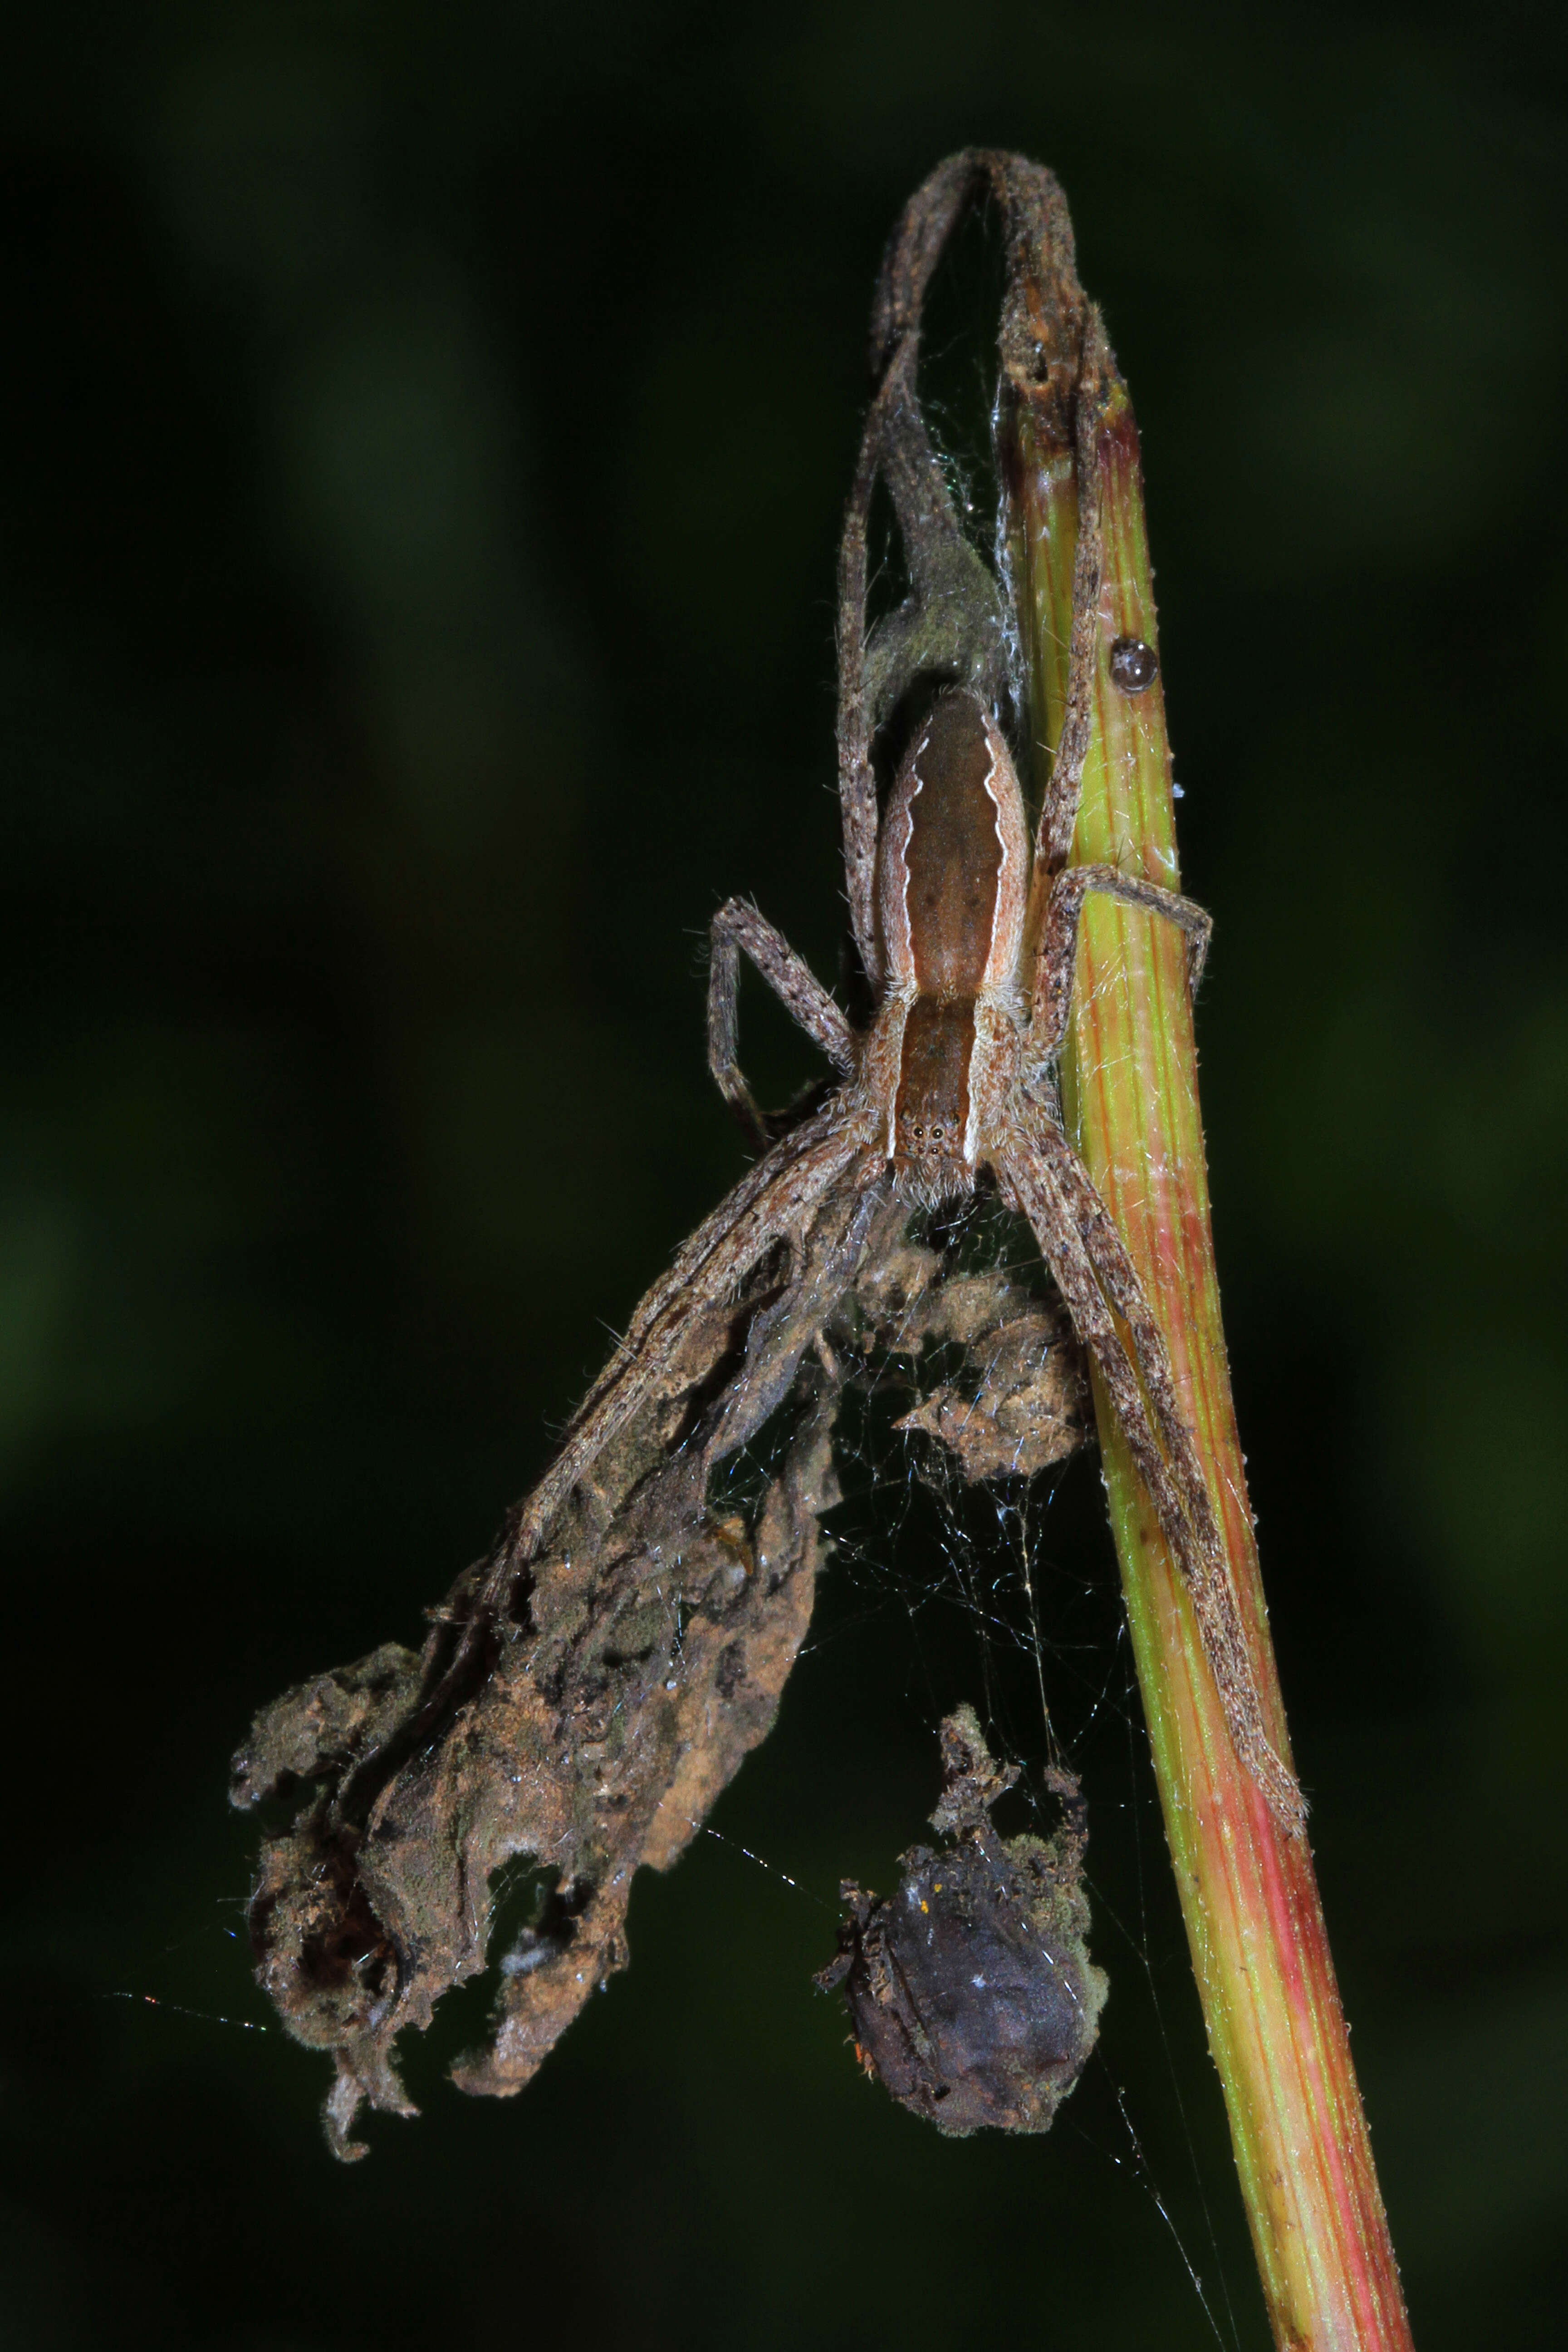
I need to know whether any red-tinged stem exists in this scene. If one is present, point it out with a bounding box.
[1005,385,1413,2352]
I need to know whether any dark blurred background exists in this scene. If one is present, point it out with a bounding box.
[4,5,1566,2347]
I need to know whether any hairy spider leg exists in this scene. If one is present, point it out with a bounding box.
[1025,318,1112,884]
[836,362,978,1000]
[835,387,891,991]
[1001,1121,1303,1830]
[485,1102,874,1598]
[696,1163,900,1477]
[707,897,855,1147]
[836,265,1013,995]
[842,148,1101,981]
[1015,841,1301,1823]
[1027,862,1212,1073]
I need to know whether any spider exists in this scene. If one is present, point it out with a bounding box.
[465,159,1301,1835]
[468,665,1296,1830]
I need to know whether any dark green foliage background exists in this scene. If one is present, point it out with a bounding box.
[4,5,1566,2347]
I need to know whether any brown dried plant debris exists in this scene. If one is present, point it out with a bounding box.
[877,1256,1089,1481]
[233,1178,1085,2159]
[234,1179,893,2156]
[817,1705,1106,2136]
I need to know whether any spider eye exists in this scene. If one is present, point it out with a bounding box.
[1109,636,1158,692]
[912,1123,925,1138]
[931,1125,943,1139]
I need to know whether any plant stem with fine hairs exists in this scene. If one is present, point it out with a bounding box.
[1001,323,1414,2349]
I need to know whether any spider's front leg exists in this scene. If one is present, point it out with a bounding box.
[1024,863,1212,1088]
[707,897,856,1147]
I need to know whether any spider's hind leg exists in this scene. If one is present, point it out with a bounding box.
[498,1108,872,1584]
[708,898,855,1147]
[1001,1123,1304,1832]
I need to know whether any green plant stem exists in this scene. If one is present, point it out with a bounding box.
[1005,387,1414,2352]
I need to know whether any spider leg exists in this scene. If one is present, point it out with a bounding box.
[840,157,1112,991]
[486,1104,876,1601]
[836,373,893,996]
[1000,1122,1304,1831]
[838,170,1012,996]
[700,1162,901,1474]
[1028,863,1211,1074]
[838,363,1003,996]
[1028,311,1113,885]
[708,897,856,1147]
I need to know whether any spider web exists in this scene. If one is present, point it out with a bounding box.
[701,1188,1254,2351]
[93,1191,1253,2347]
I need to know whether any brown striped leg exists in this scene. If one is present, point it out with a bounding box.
[835,387,889,994]
[1003,1129,1304,1831]
[1028,864,1212,1069]
[487,1111,875,1599]
[1031,317,1111,880]
[707,898,855,1147]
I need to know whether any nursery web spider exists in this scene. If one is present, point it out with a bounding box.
[468,157,1301,1833]
[231,152,1303,2162]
